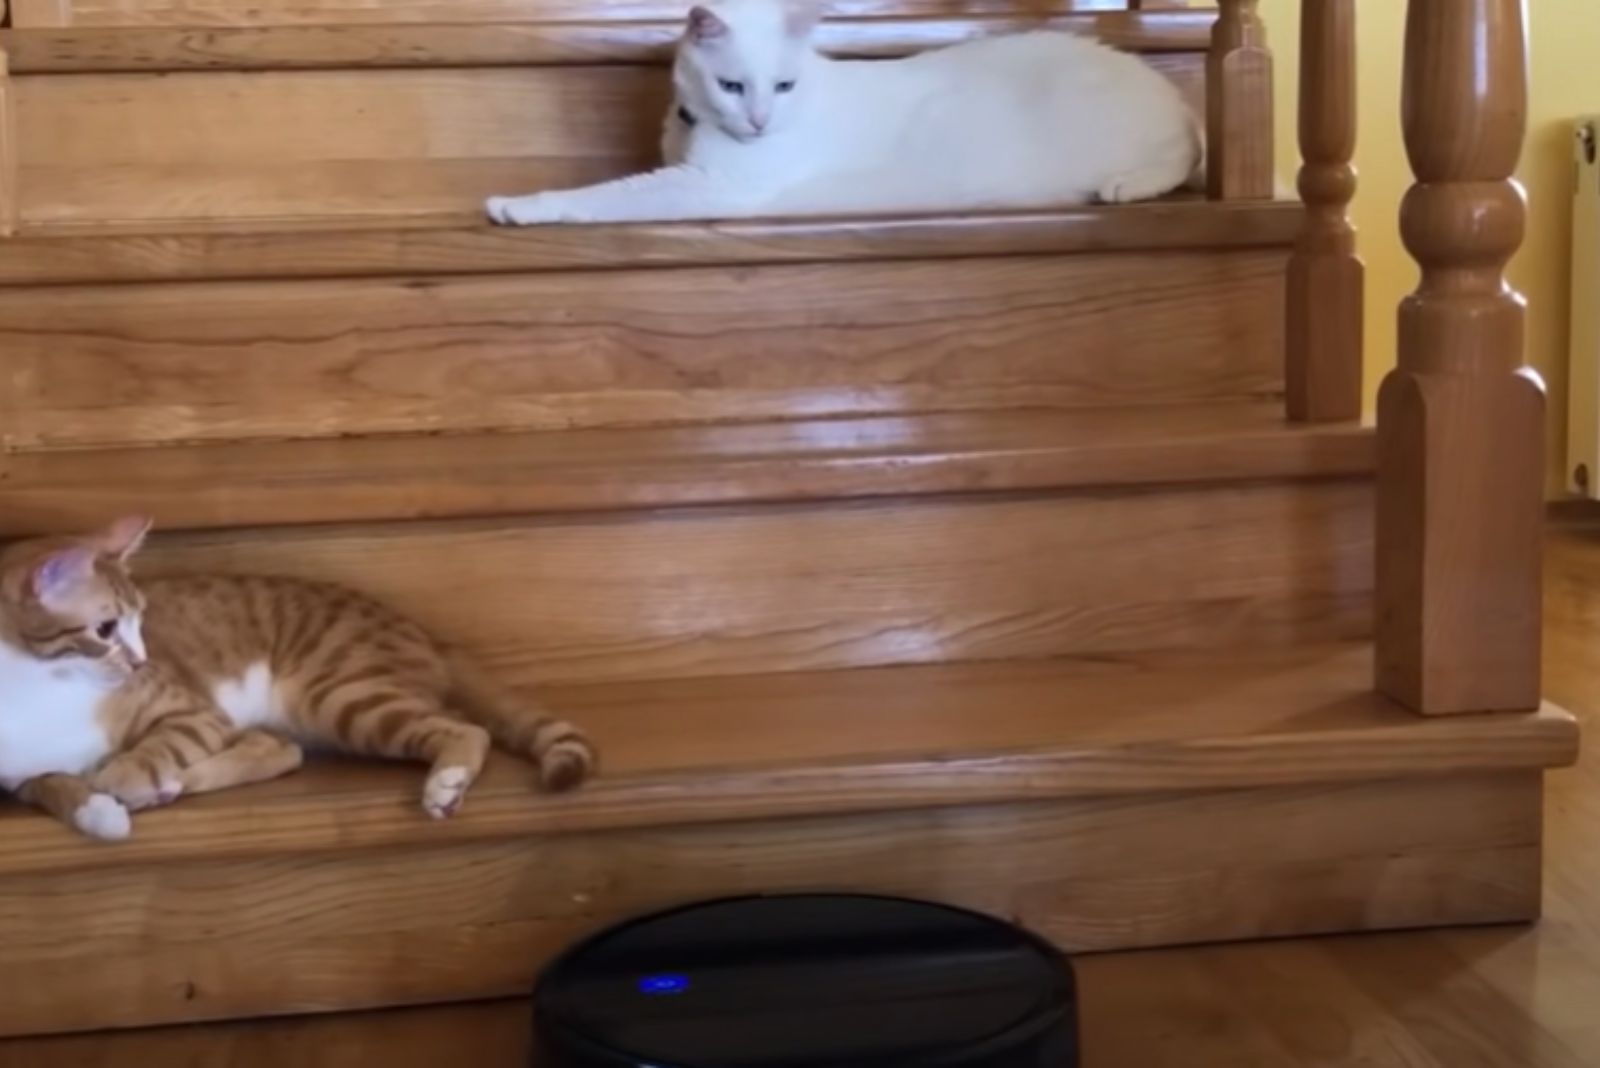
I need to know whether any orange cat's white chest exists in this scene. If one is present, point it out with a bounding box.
[0,641,116,790]
[211,661,287,730]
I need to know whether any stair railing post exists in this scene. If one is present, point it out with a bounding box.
[1286,0,1362,421]
[1206,0,1274,200]
[1376,0,1543,714]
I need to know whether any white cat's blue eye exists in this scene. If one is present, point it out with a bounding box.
[776,80,796,93]
[717,78,746,95]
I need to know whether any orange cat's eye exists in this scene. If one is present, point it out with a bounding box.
[95,620,118,640]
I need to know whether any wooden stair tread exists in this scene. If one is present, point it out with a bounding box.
[0,198,1304,285]
[0,643,1574,876]
[0,401,1375,535]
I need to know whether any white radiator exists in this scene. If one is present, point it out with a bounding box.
[1570,118,1600,496]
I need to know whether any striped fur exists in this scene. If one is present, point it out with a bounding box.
[0,518,595,837]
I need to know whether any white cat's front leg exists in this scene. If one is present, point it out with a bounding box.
[486,189,599,226]
[486,165,752,225]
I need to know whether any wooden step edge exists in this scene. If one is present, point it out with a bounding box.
[0,11,1217,74]
[0,199,1305,286]
[0,404,1374,536]
[0,695,1574,879]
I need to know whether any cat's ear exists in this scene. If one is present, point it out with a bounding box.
[32,548,95,604]
[687,5,729,44]
[99,515,152,561]
[783,0,825,37]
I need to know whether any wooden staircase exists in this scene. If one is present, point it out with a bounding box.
[0,0,1576,1040]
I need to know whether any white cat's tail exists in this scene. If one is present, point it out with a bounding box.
[443,647,596,792]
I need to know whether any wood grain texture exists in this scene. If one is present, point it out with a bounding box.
[0,403,1374,536]
[0,49,15,238]
[12,66,665,226]
[120,480,1375,686]
[6,0,72,27]
[0,12,1218,73]
[0,770,1551,1035]
[0,249,1287,449]
[11,527,1600,1063]
[1206,0,1275,201]
[1375,0,1543,714]
[0,197,1304,286]
[7,54,1201,226]
[37,0,1180,29]
[1285,0,1362,422]
[0,776,1545,961]
[0,640,1573,880]
[17,67,662,164]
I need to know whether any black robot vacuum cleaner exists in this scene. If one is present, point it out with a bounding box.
[534,893,1078,1068]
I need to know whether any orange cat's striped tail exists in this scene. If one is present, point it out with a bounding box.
[442,648,596,792]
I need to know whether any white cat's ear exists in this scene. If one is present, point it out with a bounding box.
[783,0,825,37]
[100,515,152,561]
[687,5,729,43]
[32,548,95,604]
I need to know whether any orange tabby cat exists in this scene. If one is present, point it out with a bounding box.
[0,516,594,839]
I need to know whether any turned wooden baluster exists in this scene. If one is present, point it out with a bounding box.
[1207,0,1274,200]
[0,50,15,239]
[1376,0,1542,715]
[1286,0,1361,422]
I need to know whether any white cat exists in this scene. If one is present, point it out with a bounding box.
[486,0,1200,226]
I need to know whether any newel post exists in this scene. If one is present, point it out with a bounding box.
[1286,0,1362,421]
[1206,0,1274,200]
[1376,0,1543,714]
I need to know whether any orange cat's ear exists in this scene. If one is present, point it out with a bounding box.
[33,547,96,604]
[100,515,153,561]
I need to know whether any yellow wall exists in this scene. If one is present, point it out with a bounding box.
[1264,1,1600,494]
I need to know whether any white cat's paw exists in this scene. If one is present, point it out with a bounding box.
[1097,165,1183,205]
[486,194,573,226]
[422,766,473,819]
[74,793,132,841]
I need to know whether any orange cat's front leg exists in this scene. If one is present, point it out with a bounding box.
[15,773,131,841]
[178,729,304,797]
[92,707,236,811]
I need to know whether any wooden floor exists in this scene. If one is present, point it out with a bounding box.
[4,526,1599,1067]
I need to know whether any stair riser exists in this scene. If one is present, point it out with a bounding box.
[10,55,1205,226]
[14,66,661,226]
[134,479,1374,686]
[0,250,1285,450]
[12,1,1204,30]
[0,771,1540,1037]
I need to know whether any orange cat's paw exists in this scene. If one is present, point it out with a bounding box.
[92,759,183,812]
[423,766,473,819]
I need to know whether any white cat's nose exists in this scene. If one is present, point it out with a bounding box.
[750,114,769,132]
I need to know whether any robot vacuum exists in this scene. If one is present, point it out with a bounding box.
[534,893,1078,1068]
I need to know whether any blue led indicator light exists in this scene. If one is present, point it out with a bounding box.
[638,974,690,996]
